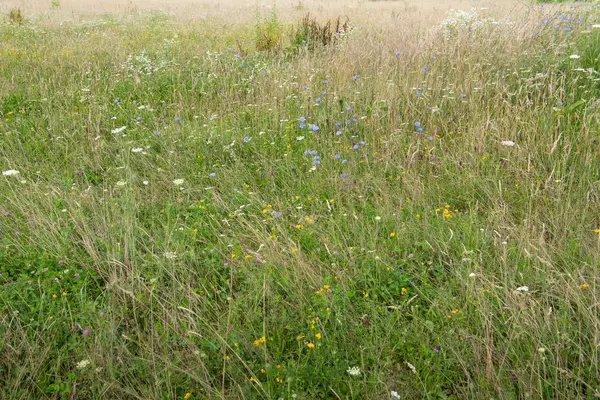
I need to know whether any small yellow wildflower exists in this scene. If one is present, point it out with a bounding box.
[315,333,322,340]
[582,283,589,289]
[52,294,57,299]
[305,216,314,223]
[295,224,304,230]
[184,393,192,399]
[390,232,396,237]
[323,284,330,290]
[261,209,268,214]
[329,199,335,204]
[291,247,299,254]
[306,343,315,349]
[253,336,266,346]
[594,229,600,233]
[363,291,369,298]
[401,287,407,295]
[451,309,459,314]
[260,369,265,374]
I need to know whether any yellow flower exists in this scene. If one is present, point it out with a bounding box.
[363,291,369,298]
[295,224,304,230]
[306,343,315,349]
[291,248,299,254]
[443,209,452,219]
[52,294,57,299]
[594,229,600,233]
[451,309,459,314]
[184,393,192,399]
[305,216,313,223]
[390,232,396,237]
[253,336,266,346]
[262,209,268,214]
[329,199,335,204]
[323,284,330,290]
[315,333,321,340]
[260,369,265,374]
[582,283,589,289]
[401,287,407,295]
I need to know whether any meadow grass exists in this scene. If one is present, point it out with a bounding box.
[1,2,600,399]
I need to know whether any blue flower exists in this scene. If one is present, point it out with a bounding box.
[316,98,321,103]
[417,127,423,133]
[309,124,319,131]
[114,98,120,103]
[342,159,348,164]
[346,106,352,111]
[423,66,428,71]
[336,130,342,136]
[359,140,365,145]
[353,144,359,150]
[334,154,341,159]
[323,79,328,85]
[209,173,216,177]
[300,123,306,129]
[395,50,400,56]
[175,117,181,123]
[154,130,160,135]
[299,116,306,122]
[303,85,308,90]
[340,173,348,178]
[136,117,141,121]
[414,121,421,127]
[243,136,250,143]
[427,136,433,141]
[352,75,358,81]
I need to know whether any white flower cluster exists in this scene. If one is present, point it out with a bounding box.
[120,50,170,78]
[439,9,510,39]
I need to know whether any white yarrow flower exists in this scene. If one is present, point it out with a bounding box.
[569,54,580,59]
[142,180,149,185]
[76,359,91,369]
[501,140,515,147]
[2,169,20,176]
[164,252,177,259]
[406,361,417,374]
[111,126,127,134]
[469,272,476,277]
[173,178,185,185]
[131,148,144,153]
[346,366,361,376]
[516,286,529,292]
[391,391,401,399]
[116,181,127,186]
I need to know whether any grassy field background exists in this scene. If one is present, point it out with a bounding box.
[1,0,600,399]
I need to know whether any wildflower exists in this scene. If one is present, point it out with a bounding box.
[243,136,250,143]
[469,272,476,277]
[143,180,149,185]
[391,391,400,399]
[76,359,91,369]
[569,54,580,59]
[390,232,396,237]
[501,140,516,147]
[253,336,266,346]
[74,273,80,278]
[423,66,428,71]
[184,393,192,399]
[209,173,216,177]
[2,170,19,176]
[315,98,321,103]
[581,283,589,289]
[83,329,90,336]
[340,173,348,178]
[306,343,315,349]
[352,75,358,81]
[434,345,441,352]
[111,126,126,134]
[401,287,407,295]
[395,50,400,56]
[336,130,342,136]
[308,124,319,131]
[323,79,328,85]
[406,361,417,374]
[296,136,305,141]
[131,148,144,153]
[154,130,160,135]
[516,286,529,292]
[116,181,127,186]
[347,366,361,376]
[315,333,321,340]
[414,121,421,127]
